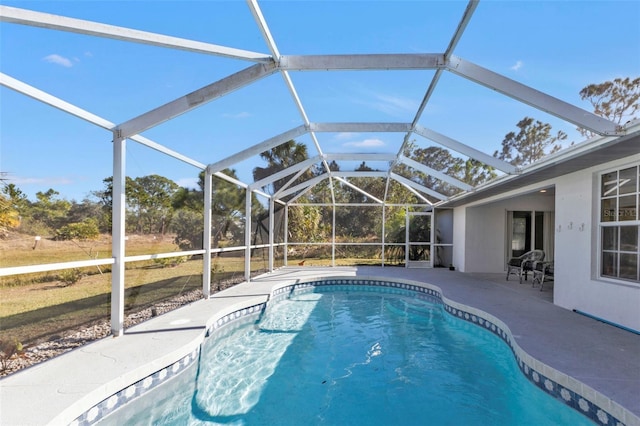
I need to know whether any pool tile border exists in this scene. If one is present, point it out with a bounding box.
[281,277,637,426]
[71,302,267,426]
[70,347,200,426]
[74,277,639,426]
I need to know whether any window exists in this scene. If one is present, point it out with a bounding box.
[600,165,640,283]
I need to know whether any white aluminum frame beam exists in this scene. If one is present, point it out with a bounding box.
[279,54,444,71]
[390,172,447,201]
[0,5,271,62]
[244,189,252,281]
[399,155,473,191]
[445,55,621,136]
[413,125,517,174]
[247,0,280,58]
[1,72,251,192]
[277,174,327,199]
[286,182,318,204]
[116,62,278,139]
[111,136,126,337]
[1,72,114,130]
[207,125,308,174]
[273,165,316,199]
[310,122,412,133]
[248,0,337,207]
[398,182,432,205]
[444,1,479,58]
[396,0,479,158]
[268,197,275,272]
[203,172,213,297]
[288,202,430,208]
[0,72,212,171]
[325,153,397,162]
[250,156,321,190]
[333,177,384,204]
[277,54,619,136]
[332,171,388,179]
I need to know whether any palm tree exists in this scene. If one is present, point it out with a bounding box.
[252,140,311,195]
[251,140,312,255]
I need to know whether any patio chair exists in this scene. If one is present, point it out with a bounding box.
[506,250,545,283]
[532,260,554,291]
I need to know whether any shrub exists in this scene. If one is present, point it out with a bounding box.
[152,256,187,268]
[0,338,24,372]
[172,209,203,250]
[55,219,100,241]
[18,217,51,237]
[58,268,83,286]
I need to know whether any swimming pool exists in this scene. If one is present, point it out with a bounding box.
[96,282,599,425]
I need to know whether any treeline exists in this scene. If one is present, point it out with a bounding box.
[0,170,256,251]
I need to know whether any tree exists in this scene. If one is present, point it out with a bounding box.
[579,76,640,137]
[252,140,312,248]
[494,117,566,167]
[307,160,338,205]
[126,175,179,234]
[400,143,496,199]
[30,189,72,233]
[1,183,29,213]
[95,175,179,234]
[172,186,203,212]
[252,140,311,195]
[205,170,248,248]
[0,194,20,238]
[333,162,385,240]
[172,208,204,251]
[451,158,497,187]
[171,169,253,249]
[288,202,323,243]
[0,184,28,237]
[67,198,108,233]
[93,176,135,233]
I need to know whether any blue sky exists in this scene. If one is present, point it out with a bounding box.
[1,0,639,201]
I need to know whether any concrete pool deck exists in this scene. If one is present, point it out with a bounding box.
[1,266,639,425]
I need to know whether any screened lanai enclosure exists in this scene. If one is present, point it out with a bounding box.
[0,0,631,339]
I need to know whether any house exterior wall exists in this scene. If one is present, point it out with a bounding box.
[458,194,554,273]
[554,154,640,331]
[453,153,640,332]
[452,207,466,271]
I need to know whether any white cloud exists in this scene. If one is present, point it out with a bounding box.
[43,54,73,68]
[175,177,199,189]
[222,111,251,119]
[354,90,418,117]
[343,138,385,148]
[11,176,73,185]
[510,60,523,71]
[335,132,357,140]
[375,93,416,112]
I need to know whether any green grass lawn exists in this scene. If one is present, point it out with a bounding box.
[0,233,391,349]
[0,234,246,347]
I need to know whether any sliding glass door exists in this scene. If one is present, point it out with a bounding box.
[507,211,554,260]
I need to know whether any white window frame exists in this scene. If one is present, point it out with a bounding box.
[598,162,640,285]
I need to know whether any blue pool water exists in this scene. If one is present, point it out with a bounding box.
[101,286,594,425]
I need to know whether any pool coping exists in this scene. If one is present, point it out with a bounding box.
[1,267,639,425]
